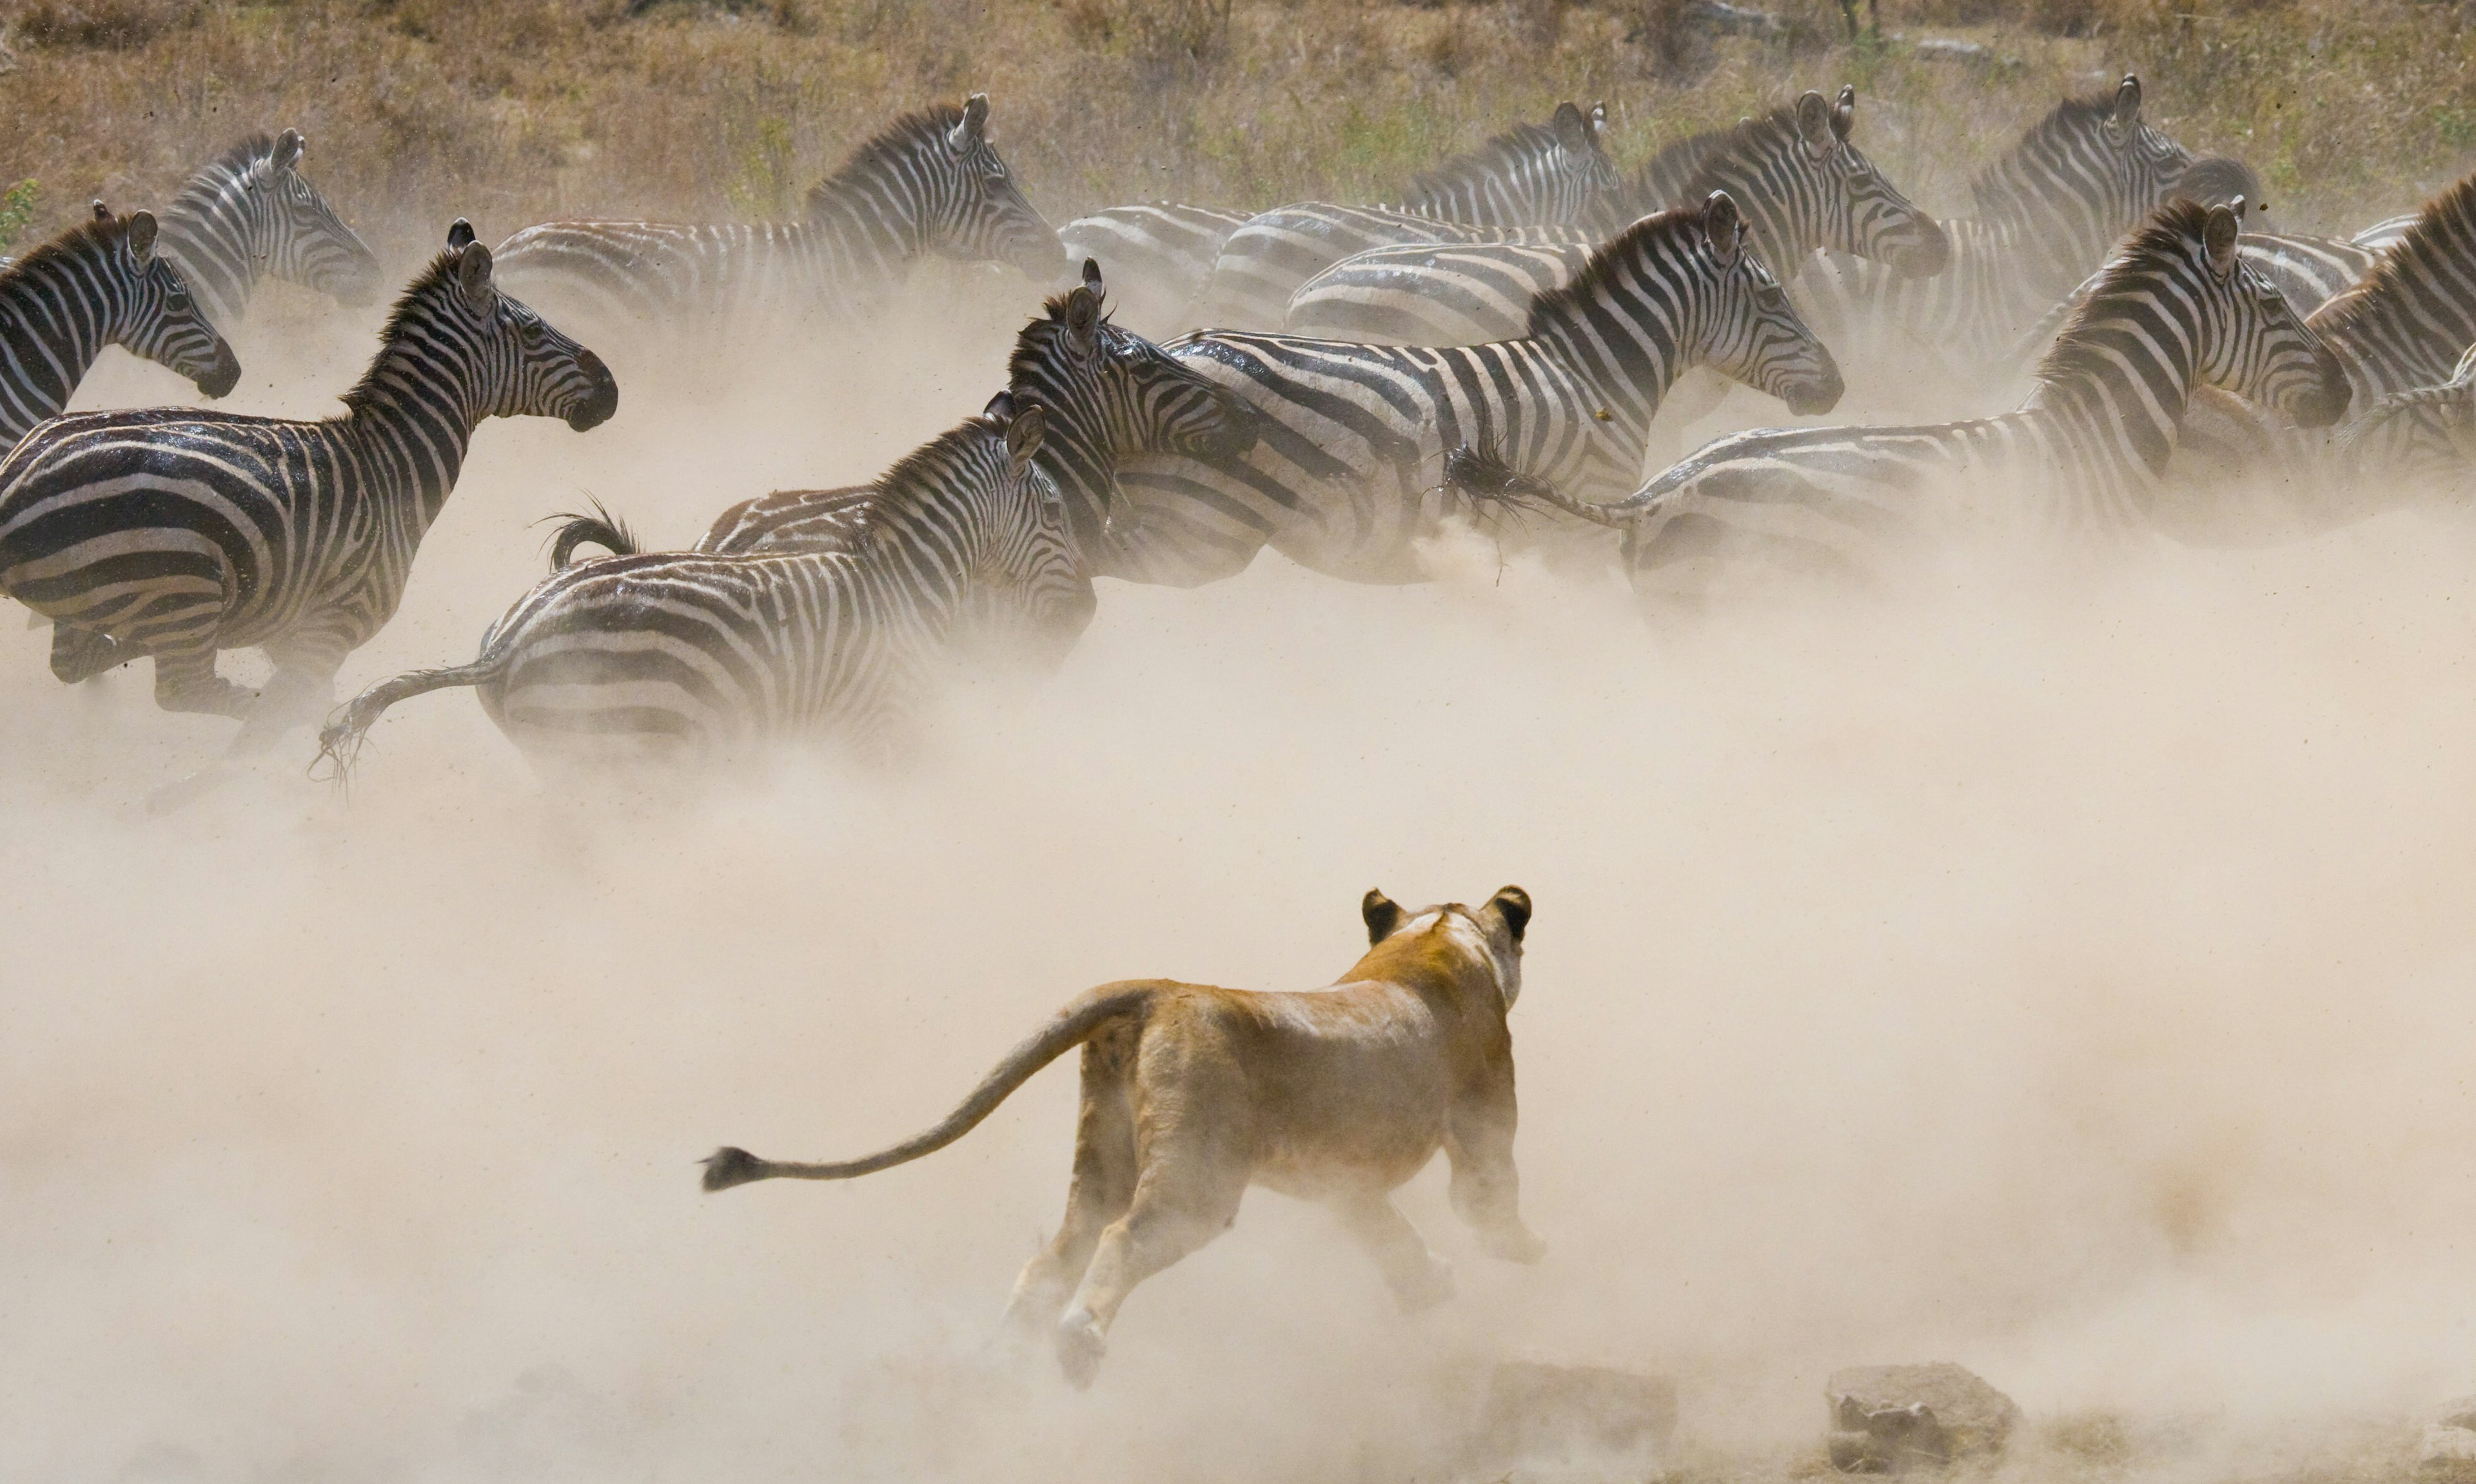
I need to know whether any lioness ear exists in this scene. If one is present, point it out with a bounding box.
[1489,886,1532,944]
[1362,888,1403,944]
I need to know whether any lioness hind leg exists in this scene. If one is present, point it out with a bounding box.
[1056,1160,1247,1388]
[1003,1030,1139,1335]
[1337,1191,1454,1313]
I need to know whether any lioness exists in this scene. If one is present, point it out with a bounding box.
[703,884,1544,1385]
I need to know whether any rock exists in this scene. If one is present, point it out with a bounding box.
[1481,1359,1678,1462]
[2424,1423,2476,1470]
[1826,1363,2020,1472]
[1914,37,1994,63]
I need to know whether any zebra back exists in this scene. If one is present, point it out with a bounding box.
[2338,344,2476,488]
[159,130,383,325]
[0,208,239,445]
[2307,171,2476,398]
[1058,204,1254,331]
[1400,102,1622,228]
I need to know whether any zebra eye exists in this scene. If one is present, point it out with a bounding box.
[519,318,545,344]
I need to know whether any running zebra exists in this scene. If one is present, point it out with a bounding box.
[2334,344,2476,493]
[1058,203,1255,332]
[0,206,239,446]
[0,222,618,756]
[1286,86,1948,344]
[317,396,1078,773]
[1189,103,1620,330]
[1796,75,2221,401]
[1492,200,2348,610]
[558,260,1252,572]
[156,129,384,326]
[494,95,1062,337]
[1106,191,1843,586]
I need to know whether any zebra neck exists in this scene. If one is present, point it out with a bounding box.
[1524,302,1674,453]
[1965,200,2121,315]
[335,357,486,525]
[2021,369,2181,491]
[804,176,929,280]
[159,175,264,326]
[0,253,124,437]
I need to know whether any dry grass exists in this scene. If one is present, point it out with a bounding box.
[0,0,2468,255]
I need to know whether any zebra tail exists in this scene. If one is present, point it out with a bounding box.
[314,643,520,785]
[1440,440,1634,529]
[544,500,642,570]
[702,981,1164,1192]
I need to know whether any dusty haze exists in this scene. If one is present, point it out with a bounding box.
[1,262,2472,1484]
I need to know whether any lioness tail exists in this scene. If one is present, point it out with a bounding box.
[702,982,1162,1192]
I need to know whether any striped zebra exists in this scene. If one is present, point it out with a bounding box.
[157,129,384,326]
[317,396,1080,773]
[1189,103,1620,331]
[0,222,618,756]
[1057,204,1255,333]
[1106,191,1843,586]
[1285,86,1949,344]
[1795,75,2219,398]
[1491,200,2348,609]
[2334,343,2476,493]
[0,206,239,447]
[558,260,1251,572]
[494,96,1062,337]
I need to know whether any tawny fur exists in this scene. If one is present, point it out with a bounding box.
[703,884,1542,1387]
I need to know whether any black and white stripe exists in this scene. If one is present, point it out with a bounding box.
[1057,204,1255,333]
[0,222,618,754]
[493,96,1063,335]
[317,396,1081,772]
[0,207,239,447]
[1511,200,2348,608]
[1286,86,1948,344]
[1796,75,2215,394]
[156,129,384,327]
[1106,192,1843,585]
[1188,103,1620,331]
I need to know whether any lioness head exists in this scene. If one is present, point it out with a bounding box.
[1361,884,1532,1007]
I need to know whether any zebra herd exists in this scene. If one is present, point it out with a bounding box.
[0,79,2468,787]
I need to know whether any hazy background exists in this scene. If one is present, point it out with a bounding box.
[0,271,2471,1483]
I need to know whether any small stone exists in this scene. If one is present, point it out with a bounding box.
[1826,1363,2021,1471]
[1482,1358,1678,1461]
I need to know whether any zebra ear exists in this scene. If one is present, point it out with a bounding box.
[2204,202,2242,279]
[92,199,112,222]
[1362,888,1403,944]
[1794,91,1834,159]
[953,93,990,149]
[1004,400,1046,471]
[273,128,304,173]
[1065,284,1103,353]
[2112,74,2144,136]
[1591,101,1609,139]
[1702,191,1743,266]
[1081,257,1105,295]
[447,219,477,251]
[457,240,495,304]
[984,389,1016,423]
[126,211,158,266]
[1551,102,1591,154]
[1832,85,1856,142]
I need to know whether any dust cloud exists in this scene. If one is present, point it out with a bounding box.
[2,262,2471,1484]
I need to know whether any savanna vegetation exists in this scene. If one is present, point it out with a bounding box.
[0,0,2467,267]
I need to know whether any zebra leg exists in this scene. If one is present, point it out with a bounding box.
[48,621,133,683]
[227,629,355,757]
[149,642,257,719]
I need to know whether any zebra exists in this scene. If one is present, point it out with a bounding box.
[156,129,384,327]
[1794,75,2222,402]
[1187,102,1620,331]
[492,95,1062,338]
[0,206,239,447]
[558,259,1252,572]
[1057,203,1255,333]
[2333,342,2476,495]
[1284,86,1949,345]
[0,221,618,759]
[1105,191,1843,587]
[1486,199,2348,611]
[316,395,1081,774]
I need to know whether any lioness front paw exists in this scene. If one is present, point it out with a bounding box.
[1056,1309,1106,1389]
[1484,1225,1547,1264]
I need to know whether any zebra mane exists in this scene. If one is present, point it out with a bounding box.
[1524,200,1713,337]
[856,413,1010,542]
[1969,90,2161,215]
[339,251,460,415]
[1404,114,1597,206]
[0,213,136,287]
[2032,197,2217,387]
[1009,284,1120,379]
[804,104,970,220]
[2307,171,2476,348]
[1629,103,1800,208]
